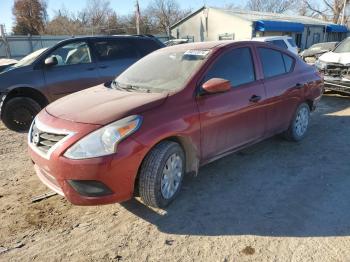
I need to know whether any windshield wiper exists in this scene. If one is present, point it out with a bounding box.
[112,81,151,93]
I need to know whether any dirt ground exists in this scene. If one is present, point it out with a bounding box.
[0,94,349,262]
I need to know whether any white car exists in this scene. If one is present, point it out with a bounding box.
[315,37,350,94]
[252,36,298,54]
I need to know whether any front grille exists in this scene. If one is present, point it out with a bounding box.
[30,122,68,154]
[324,63,350,77]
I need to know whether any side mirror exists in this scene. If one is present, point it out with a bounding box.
[201,78,231,95]
[44,56,58,67]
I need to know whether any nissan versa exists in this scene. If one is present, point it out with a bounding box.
[28,41,323,208]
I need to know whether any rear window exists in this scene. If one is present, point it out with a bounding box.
[269,40,288,49]
[258,48,294,78]
[93,39,138,61]
[130,39,162,56]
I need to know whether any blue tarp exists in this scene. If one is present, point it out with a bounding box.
[255,20,304,32]
[326,24,348,33]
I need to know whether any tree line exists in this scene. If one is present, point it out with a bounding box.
[11,0,349,36]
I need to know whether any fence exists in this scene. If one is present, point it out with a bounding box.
[0,34,170,59]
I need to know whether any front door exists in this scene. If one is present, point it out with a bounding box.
[43,40,101,100]
[196,46,267,161]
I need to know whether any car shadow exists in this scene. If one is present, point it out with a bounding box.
[121,94,350,237]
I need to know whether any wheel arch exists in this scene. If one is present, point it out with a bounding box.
[3,87,49,109]
[133,135,200,195]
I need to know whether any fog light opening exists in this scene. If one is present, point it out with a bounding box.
[68,180,113,197]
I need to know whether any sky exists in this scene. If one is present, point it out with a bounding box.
[0,0,241,33]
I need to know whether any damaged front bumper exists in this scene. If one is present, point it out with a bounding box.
[323,76,350,94]
[317,63,350,94]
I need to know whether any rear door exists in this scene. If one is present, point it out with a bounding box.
[92,38,139,83]
[196,45,267,161]
[43,40,100,99]
[256,46,301,134]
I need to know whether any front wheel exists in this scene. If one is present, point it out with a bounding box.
[1,97,41,132]
[138,141,185,208]
[284,103,310,142]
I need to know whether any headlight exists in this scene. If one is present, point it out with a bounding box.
[315,60,326,70]
[64,115,142,159]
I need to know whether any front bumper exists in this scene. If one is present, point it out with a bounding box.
[29,111,147,206]
[324,76,350,94]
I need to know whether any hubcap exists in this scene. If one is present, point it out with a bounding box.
[295,107,309,137]
[161,153,183,199]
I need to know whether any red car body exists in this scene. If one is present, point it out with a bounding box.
[28,41,323,206]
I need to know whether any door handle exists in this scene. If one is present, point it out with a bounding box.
[249,95,261,103]
[86,67,95,71]
[99,65,108,69]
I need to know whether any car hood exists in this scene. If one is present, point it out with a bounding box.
[301,49,327,57]
[45,84,168,125]
[319,51,350,65]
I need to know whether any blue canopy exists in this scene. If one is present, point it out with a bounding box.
[326,24,348,33]
[255,20,304,32]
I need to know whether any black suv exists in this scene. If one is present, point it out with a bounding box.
[0,35,164,131]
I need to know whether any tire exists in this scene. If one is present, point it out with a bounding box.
[1,97,41,132]
[284,102,310,142]
[138,141,185,208]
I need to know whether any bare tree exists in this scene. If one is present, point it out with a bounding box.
[246,0,298,13]
[12,0,47,35]
[146,0,191,35]
[302,0,349,24]
[45,8,88,35]
[81,0,114,34]
[45,0,121,35]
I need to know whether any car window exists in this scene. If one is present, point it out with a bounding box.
[282,54,294,72]
[46,41,92,66]
[130,39,162,56]
[205,47,255,87]
[258,47,290,78]
[93,39,138,61]
[287,38,297,47]
[269,40,288,49]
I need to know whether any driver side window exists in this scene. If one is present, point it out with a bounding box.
[46,41,92,67]
[204,47,256,87]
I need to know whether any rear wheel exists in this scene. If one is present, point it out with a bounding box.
[284,103,310,142]
[1,97,41,132]
[138,141,185,208]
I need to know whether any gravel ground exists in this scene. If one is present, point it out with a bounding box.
[0,94,349,262]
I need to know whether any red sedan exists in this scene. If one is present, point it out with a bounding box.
[28,41,323,208]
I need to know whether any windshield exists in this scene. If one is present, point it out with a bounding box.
[13,48,47,68]
[114,49,210,93]
[333,38,350,53]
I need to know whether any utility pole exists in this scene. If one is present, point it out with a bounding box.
[135,0,141,34]
[341,0,347,25]
[0,24,11,58]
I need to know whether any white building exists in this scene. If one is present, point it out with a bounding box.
[171,7,348,50]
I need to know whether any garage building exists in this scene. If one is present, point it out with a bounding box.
[170,6,348,50]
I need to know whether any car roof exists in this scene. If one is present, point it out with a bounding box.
[157,40,250,52]
[252,36,292,41]
[56,35,159,45]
